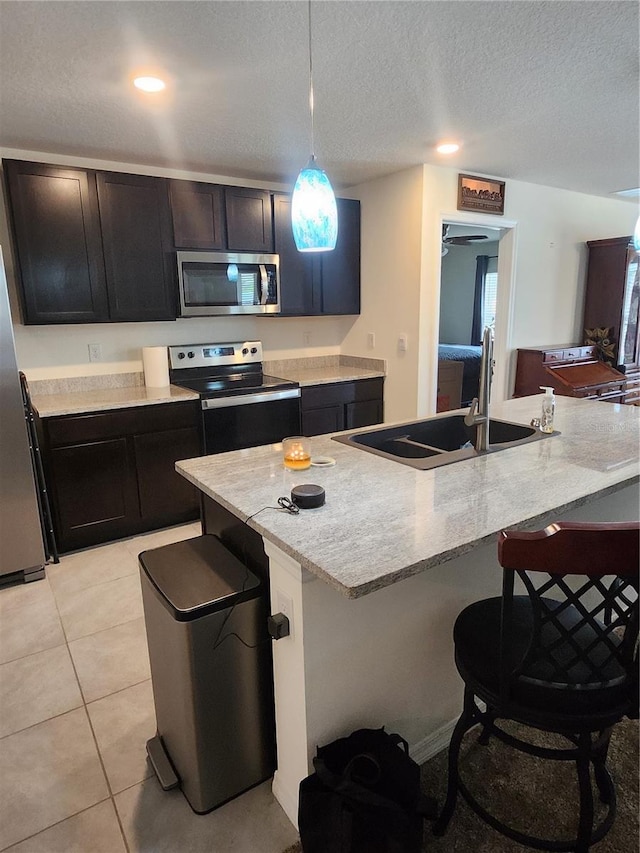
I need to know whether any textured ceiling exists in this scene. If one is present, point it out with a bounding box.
[0,1,638,198]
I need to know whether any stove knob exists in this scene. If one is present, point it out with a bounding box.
[242,347,249,356]
[177,352,186,360]
[250,347,258,354]
[187,351,195,359]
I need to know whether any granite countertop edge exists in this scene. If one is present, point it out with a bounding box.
[175,397,640,599]
[177,470,639,599]
[30,358,385,417]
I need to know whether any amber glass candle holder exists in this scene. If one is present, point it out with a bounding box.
[282,436,311,470]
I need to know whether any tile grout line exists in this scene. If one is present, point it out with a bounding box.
[0,797,114,853]
[52,568,132,853]
[0,526,195,851]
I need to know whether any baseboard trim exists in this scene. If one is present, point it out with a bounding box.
[272,770,300,829]
[409,717,457,766]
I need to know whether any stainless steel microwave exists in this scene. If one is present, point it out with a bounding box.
[176,251,280,316]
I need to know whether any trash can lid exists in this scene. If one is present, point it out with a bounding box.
[139,535,261,621]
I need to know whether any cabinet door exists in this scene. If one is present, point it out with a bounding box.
[225,187,274,252]
[320,198,361,315]
[584,236,632,367]
[345,399,383,430]
[273,193,319,314]
[97,172,176,321]
[169,180,225,249]
[618,248,639,370]
[4,160,109,324]
[49,438,139,551]
[301,405,344,437]
[134,426,201,523]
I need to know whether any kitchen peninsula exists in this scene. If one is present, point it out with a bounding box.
[176,395,639,827]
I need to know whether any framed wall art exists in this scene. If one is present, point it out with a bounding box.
[457,174,505,215]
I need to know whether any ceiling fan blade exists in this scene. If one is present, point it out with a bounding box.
[445,235,489,245]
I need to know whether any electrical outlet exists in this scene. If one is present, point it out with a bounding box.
[88,343,102,362]
[398,334,408,353]
[367,332,376,349]
[303,330,312,347]
[276,590,294,637]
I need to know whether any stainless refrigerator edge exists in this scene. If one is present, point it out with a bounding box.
[0,246,46,581]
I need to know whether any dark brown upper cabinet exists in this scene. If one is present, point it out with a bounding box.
[225,186,274,252]
[3,160,109,324]
[96,172,176,322]
[320,198,361,315]
[273,193,319,315]
[169,180,225,249]
[273,194,360,316]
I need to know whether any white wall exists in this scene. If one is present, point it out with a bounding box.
[344,164,636,421]
[341,166,425,423]
[439,241,499,344]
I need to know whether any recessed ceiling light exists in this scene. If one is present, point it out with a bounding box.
[436,142,460,155]
[133,76,166,93]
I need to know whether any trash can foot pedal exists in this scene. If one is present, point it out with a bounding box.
[146,736,179,790]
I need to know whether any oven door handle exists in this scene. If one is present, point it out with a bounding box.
[201,388,301,410]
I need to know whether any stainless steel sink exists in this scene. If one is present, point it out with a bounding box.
[332,414,555,470]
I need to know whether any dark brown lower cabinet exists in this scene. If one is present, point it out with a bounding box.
[134,426,201,520]
[41,402,201,552]
[301,378,384,437]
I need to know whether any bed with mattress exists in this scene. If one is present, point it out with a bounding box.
[438,344,482,406]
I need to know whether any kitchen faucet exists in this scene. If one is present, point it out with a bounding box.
[464,326,494,452]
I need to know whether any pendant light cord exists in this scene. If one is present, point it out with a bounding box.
[307,0,315,160]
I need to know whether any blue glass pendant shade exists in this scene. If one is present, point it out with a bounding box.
[291,156,338,252]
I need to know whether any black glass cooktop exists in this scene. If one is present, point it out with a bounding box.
[173,372,297,398]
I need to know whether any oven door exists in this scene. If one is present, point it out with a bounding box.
[201,389,301,454]
[178,251,280,316]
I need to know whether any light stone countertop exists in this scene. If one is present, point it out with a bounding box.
[268,364,385,386]
[32,385,199,418]
[30,355,385,417]
[176,395,640,599]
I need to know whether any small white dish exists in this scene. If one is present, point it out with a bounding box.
[310,456,336,467]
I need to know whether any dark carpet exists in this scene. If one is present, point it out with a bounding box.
[282,718,639,852]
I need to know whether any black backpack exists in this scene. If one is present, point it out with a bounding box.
[298,727,437,853]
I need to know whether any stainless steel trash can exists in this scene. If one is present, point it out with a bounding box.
[139,534,276,814]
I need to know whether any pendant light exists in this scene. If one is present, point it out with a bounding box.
[291,0,338,252]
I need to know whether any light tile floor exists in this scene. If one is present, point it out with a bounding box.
[0,523,299,853]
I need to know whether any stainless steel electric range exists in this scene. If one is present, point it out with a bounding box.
[169,341,301,455]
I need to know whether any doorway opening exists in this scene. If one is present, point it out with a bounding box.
[436,215,516,411]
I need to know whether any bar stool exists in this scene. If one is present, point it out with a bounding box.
[434,521,639,852]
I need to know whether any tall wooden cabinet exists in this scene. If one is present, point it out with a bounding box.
[583,236,640,403]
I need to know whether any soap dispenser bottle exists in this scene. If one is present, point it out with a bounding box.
[539,386,555,433]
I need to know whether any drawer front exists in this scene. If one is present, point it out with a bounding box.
[543,350,566,364]
[563,348,582,360]
[46,402,200,447]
